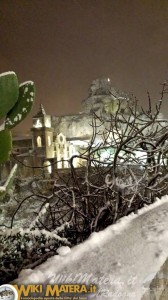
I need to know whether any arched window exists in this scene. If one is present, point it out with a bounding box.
[37,136,42,147]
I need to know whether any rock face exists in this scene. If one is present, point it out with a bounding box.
[52,78,130,139]
[52,113,93,140]
[82,78,129,115]
[88,78,112,96]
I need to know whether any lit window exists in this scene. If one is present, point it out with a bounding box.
[48,136,51,146]
[37,136,42,147]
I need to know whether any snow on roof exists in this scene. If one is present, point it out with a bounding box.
[67,136,90,141]
[17,153,33,157]
[69,140,89,146]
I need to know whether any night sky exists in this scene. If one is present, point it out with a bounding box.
[0,0,168,135]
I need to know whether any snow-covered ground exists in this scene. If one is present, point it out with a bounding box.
[14,196,168,299]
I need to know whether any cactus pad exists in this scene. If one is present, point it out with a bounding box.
[5,81,35,129]
[0,72,19,119]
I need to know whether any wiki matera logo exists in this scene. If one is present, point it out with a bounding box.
[0,285,18,300]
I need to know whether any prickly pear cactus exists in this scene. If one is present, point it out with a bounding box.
[0,71,35,200]
[0,71,35,162]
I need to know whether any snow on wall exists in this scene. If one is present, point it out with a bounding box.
[13,196,168,300]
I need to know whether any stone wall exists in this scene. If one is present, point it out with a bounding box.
[52,113,93,139]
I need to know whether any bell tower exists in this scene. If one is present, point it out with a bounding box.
[31,104,55,159]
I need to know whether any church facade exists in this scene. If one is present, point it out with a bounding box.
[1,78,129,179]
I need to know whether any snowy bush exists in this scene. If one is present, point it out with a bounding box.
[0,193,71,283]
[43,81,168,243]
[0,226,70,284]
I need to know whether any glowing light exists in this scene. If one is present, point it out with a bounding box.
[48,136,51,146]
[37,136,42,147]
[100,150,110,161]
[47,164,52,174]
[44,160,52,174]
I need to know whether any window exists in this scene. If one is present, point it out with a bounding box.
[34,119,42,128]
[37,136,42,147]
[48,136,51,146]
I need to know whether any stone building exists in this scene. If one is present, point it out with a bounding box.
[1,78,129,178]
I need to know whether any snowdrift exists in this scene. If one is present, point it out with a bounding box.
[13,195,168,299]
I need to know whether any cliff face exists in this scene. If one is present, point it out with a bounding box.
[52,113,93,139]
[82,78,129,114]
[52,78,130,139]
